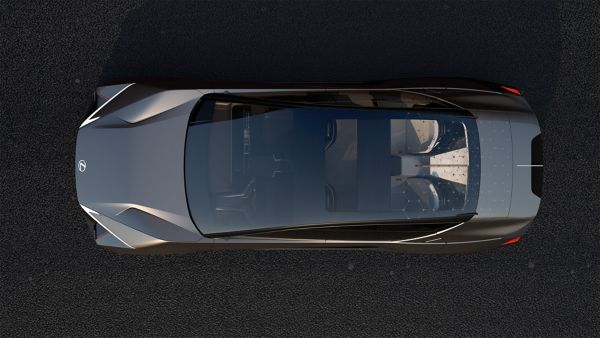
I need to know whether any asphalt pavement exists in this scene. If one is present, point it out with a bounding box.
[1,1,599,336]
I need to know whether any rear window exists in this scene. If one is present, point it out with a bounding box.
[185,97,480,236]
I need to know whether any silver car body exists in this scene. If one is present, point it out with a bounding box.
[76,80,541,254]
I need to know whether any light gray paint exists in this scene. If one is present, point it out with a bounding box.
[509,111,541,218]
[76,83,541,253]
[76,86,209,248]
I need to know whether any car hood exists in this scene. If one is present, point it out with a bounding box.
[75,87,203,237]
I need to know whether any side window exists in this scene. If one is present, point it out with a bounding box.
[240,90,451,109]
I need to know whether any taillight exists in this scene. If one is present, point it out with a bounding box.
[501,236,522,246]
[499,85,523,96]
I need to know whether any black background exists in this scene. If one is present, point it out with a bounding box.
[2,1,599,336]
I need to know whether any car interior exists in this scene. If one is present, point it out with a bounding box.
[325,118,470,214]
[188,94,475,234]
[208,102,294,228]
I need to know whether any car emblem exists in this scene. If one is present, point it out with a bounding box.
[78,160,87,172]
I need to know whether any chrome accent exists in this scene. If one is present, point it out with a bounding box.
[80,83,134,128]
[77,160,86,172]
[79,204,133,248]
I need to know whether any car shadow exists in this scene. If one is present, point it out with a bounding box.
[98,1,561,251]
[99,1,560,115]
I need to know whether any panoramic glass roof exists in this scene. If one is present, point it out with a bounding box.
[185,97,480,235]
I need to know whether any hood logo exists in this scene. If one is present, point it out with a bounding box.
[78,160,87,172]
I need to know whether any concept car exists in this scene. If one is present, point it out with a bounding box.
[76,79,542,254]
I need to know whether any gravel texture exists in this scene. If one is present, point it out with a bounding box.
[1,1,599,336]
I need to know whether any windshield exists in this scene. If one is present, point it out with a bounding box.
[185,98,480,235]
